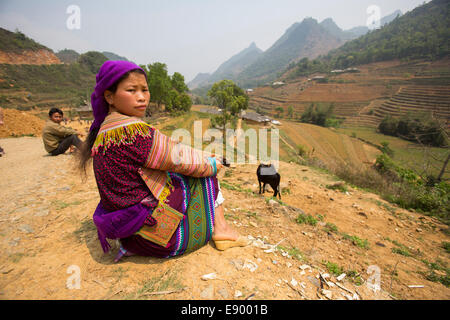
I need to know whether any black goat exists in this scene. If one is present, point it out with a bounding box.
[256,163,281,199]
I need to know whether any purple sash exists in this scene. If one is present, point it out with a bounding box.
[92,200,153,253]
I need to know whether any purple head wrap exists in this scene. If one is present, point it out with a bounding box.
[90,60,147,131]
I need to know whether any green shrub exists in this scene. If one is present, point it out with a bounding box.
[0,28,47,53]
[342,233,370,249]
[378,114,448,147]
[380,141,394,157]
[392,247,411,257]
[347,270,363,286]
[316,214,325,221]
[297,144,307,157]
[278,245,304,261]
[442,241,450,254]
[423,270,450,288]
[325,261,344,276]
[300,103,339,128]
[296,213,318,226]
[324,222,339,233]
[326,182,348,193]
[378,115,399,136]
[331,157,449,224]
[325,117,342,128]
[375,153,417,182]
[374,154,449,221]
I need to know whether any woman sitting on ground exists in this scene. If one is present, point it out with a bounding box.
[79,60,248,262]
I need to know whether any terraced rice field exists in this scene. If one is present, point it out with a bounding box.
[248,58,450,130]
[263,120,380,169]
[372,85,450,129]
[337,126,450,180]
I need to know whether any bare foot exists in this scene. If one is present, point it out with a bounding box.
[212,224,240,241]
[212,203,241,241]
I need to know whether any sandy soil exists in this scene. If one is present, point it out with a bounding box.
[0,108,45,138]
[0,136,449,300]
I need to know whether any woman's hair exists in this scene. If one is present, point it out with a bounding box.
[78,68,147,177]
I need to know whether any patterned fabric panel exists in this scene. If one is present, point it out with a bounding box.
[138,167,168,200]
[93,134,155,211]
[136,203,184,247]
[144,129,215,178]
[169,173,216,257]
[92,113,157,211]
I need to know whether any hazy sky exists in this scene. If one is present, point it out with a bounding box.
[0,0,431,82]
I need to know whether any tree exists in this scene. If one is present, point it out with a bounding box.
[379,113,448,147]
[275,107,284,118]
[300,103,338,127]
[166,72,191,114]
[144,62,171,111]
[207,80,248,141]
[287,106,294,119]
[164,89,180,114]
[171,72,189,93]
[164,90,192,115]
[141,63,191,115]
[378,115,399,136]
[179,93,192,112]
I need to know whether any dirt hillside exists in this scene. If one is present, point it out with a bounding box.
[0,49,61,65]
[0,136,448,300]
[0,108,45,138]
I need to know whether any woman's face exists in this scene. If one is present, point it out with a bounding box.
[105,72,150,118]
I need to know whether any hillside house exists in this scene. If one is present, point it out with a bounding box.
[241,110,271,125]
[76,104,93,120]
[344,67,360,73]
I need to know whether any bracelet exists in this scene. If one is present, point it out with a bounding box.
[208,157,217,175]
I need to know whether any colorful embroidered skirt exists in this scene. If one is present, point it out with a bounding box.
[121,172,218,258]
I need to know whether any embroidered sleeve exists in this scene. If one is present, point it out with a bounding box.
[143,128,216,177]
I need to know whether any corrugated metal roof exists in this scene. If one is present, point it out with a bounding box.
[199,107,222,115]
[241,111,271,122]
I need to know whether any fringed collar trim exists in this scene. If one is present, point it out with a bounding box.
[92,112,154,155]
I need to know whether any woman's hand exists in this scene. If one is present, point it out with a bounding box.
[210,154,225,173]
[216,158,223,173]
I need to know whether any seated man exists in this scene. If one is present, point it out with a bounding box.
[42,108,82,156]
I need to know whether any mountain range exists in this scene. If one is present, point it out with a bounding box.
[189,10,402,90]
